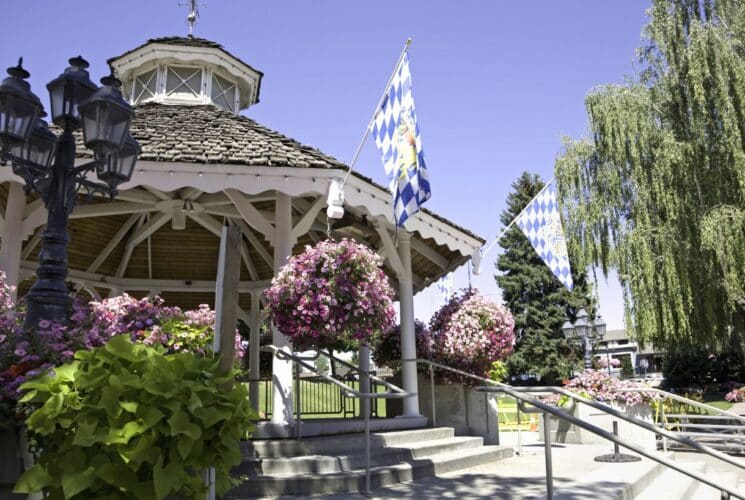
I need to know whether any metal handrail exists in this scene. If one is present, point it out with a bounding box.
[400,358,745,474]
[619,387,745,424]
[475,385,743,499]
[261,345,413,494]
[395,357,744,498]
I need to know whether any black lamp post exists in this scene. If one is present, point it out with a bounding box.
[562,309,606,370]
[0,57,140,330]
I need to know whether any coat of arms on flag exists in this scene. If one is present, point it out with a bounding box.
[371,52,431,226]
[516,182,574,290]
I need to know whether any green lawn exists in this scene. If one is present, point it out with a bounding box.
[248,379,388,420]
[495,395,532,431]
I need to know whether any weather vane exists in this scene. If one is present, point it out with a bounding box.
[180,0,205,37]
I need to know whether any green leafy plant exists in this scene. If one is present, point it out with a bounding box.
[488,360,508,383]
[14,335,255,499]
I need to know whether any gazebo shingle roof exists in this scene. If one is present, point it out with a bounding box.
[130,103,347,168]
[69,102,483,244]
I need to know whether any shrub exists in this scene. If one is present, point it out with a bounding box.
[429,289,515,384]
[725,387,745,403]
[372,320,432,371]
[562,369,656,407]
[1,289,245,428]
[15,335,255,499]
[265,239,396,351]
[488,361,508,383]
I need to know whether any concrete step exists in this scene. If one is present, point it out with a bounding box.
[238,436,485,475]
[550,455,665,499]
[633,461,704,500]
[691,471,740,499]
[226,444,514,498]
[242,426,456,458]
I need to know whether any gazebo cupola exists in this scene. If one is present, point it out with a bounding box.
[108,37,263,113]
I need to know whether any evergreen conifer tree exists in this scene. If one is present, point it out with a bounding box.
[496,172,592,384]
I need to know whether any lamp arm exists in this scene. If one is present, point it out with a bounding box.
[69,158,103,176]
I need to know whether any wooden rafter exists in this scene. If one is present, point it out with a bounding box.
[87,214,142,273]
[224,188,276,242]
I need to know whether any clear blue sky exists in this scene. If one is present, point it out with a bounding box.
[1,1,652,329]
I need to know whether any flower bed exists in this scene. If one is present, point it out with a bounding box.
[1,278,244,427]
[429,289,515,384]
[265,239,396,351]
[725,386,745,403]
[561,369,656,407]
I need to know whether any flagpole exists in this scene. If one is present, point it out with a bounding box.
[341,38,412,187]
[481,178,556,258]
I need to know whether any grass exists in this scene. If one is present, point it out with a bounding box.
[495,394,532,431]
[248,379,388,420]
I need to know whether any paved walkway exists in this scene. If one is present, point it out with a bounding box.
[288,433,658,499]
[729,402,745,416]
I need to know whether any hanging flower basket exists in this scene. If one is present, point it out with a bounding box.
[373,320,432,372]
[265,239,396,351]
[430,289,515,383]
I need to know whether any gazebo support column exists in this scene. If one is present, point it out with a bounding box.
[248,288,262,414]
[397,231,421,417]
[270,193,294,426]
[0,182,27,291]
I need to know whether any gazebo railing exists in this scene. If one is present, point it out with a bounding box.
[260,345,414,494]
[246,375,386,420]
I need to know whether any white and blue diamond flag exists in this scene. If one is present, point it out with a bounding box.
[516,182,574,290]
[436,273,453,303]
[371,53,431,226]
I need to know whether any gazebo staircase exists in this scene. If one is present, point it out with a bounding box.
[225,426,513,498]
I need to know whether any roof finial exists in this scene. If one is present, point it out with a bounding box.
[182,0,201,37]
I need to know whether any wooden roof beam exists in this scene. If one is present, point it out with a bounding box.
[291,196,325,241]
[116,213,171,278]
[70,202,155,219]
[21,226,44,260]
[373,220,404,277]
[87,214,142,273]
[224,188,276,242]
[410,237,450,270]
[234,220,273,267]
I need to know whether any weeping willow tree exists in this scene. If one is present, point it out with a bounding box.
[555,0,745,348]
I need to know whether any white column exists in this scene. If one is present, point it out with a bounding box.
[248,289,262,414]
[0,182,26,291]
[271,193,294,426]
[397,231,421,417]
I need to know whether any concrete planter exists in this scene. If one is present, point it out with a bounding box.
[539,401,657,451]
[0,426,34,500]
[387,374,500,444]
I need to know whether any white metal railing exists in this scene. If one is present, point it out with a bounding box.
[261,345,413,494]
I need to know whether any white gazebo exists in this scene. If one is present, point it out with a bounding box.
[0,36,484,434]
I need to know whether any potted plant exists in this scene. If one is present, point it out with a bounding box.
[539,369,658,450]
[14,335,254,499]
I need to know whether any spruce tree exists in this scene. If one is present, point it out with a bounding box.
[496,172,592,384]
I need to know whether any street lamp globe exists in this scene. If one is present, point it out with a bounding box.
[46,56,97,127]
[0,59,43,148]
[79,75,134,158]
[10,115,56,173]
[97,132,141,191]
